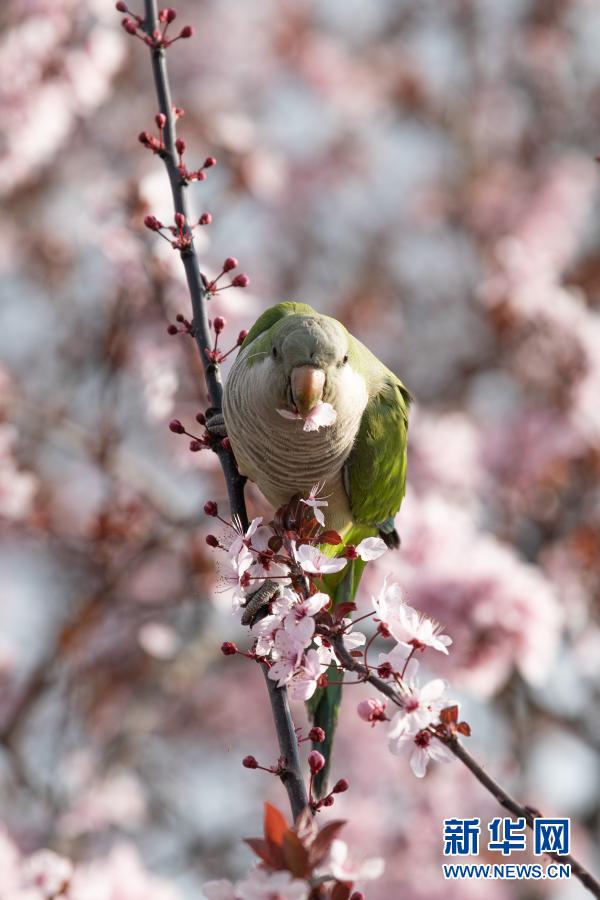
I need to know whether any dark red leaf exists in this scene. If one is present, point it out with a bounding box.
[268,535,283,552]
[243,838,276,867]
[457,721,471,736]
[319,530,343,545]
[440,705,459,725]
[282,830,310,878]
[332,602,356,622]
[308,820,347,868]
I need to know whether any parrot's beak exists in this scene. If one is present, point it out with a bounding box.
[290,365,325,416]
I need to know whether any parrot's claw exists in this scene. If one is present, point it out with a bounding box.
[241,579,280,626]
[205,408,228,439]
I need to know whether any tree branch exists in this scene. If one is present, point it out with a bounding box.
[331,636,600,898]
[141,0,308,820]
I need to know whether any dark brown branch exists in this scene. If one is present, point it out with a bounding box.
[331,636,600,898]
[141,0,308,821]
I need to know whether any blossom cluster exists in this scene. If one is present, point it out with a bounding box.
[212,488,469,781]
[203,802,383,900]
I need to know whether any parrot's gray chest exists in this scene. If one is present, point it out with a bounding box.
[223,357,367,530]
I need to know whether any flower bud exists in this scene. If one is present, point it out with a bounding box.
[115,1,128,10]
[322,795,335,807]
[344,545,359,559]
[122,17,138,34]
[174,211,185,229]
[377,662,393,679]
[203,156,217,168]
[189,440,202,451]
[357,698,387,724]
[175,138,186,156]
[159,7,177,23]
[242,755,258,769]
[377,621,391,638]
[204,501,218,517]
[174,106,185,119]
[199,212,212,225]
[144,214,162,231]
[206,534,220,547]
[350,893,365,900]
[169,419,185,433]
[237,329,249,346]
[308,750,325,774]
[221,437,232,452]
[222,257,238,272]
[213,316,226,334]
[195,412,206,425]
[138,131,151,145]
[167,324,178,335]
[332,778,349,793]
[221,641,237,656]
[308,727,326,743]
[179,25,194,38]
[231,273,249,288]
[155,112,167,128]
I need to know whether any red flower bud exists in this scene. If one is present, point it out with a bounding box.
[222,257,238,272]
[175,138,186,155]
[189,439,202,451]
[237,329,249,346]
[221,641,237,656]
[144,214,162,231]
[308,727,326,743]
[115,1,128,12]
[377,621,391,638]
[155,112,167,128]
[122,17,138,34]
[159,7,177,22]
[221,437,232,452]
[179,25,194,38]
[322,795,335,807]
[350,893,366,900]
[344,545,359,559]
[377,662,393,679]
[167,324,178,335]
[231,273,249,288]
[173,106,185,119]
[213,316,226,334]
[308,750,325,774]
[206,534,220,547]
[195,412,206,425]
[138,131,151,145]
[203,156,217,168]
[199,212,212,225]
[169,419,185,433]
[242,755,258,769]
[204,501,218,517]
[174,211,185,229]
[333,778,349,793]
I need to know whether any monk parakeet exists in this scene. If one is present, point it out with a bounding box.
[220,302,410,789]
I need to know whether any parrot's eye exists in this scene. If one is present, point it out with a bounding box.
[272,346,278,358]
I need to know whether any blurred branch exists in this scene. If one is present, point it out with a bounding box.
[140,0,308,821]
[332,636,600,898]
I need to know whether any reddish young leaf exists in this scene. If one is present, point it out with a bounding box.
[282,830,310,878]
[319,530,343,545]
[457,721,472,736]
[243,838,278,868]
[440,705,459,725]
[308,820,347,868]
[264,802,289,847]
[332,602,356,622]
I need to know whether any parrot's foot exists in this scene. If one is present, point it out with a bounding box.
[241,579,280,626]
[205,407,227,439]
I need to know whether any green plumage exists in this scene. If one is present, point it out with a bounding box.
[226,302,411,795]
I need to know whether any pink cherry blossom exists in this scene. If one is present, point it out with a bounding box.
[300,483,328,526]
[388,661,448,737]
[355,536,388,561]
[322,839,385,883]
[373,576,452,654]
[357,697,388,726]
[283,592,329,645]
[293,543,347,575]
[236,867,309,899]
[21,850,73,898]
[389,726,454,779]
[288,645,332,701]
[267,629,305,686]
[277,401,337,432]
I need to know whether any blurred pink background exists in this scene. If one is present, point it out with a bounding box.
[1,0,600,897]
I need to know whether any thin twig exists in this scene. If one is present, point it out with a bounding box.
[141,0,308,821]
[331,636,600,898]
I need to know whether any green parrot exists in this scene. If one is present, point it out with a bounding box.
[220,302,410,790]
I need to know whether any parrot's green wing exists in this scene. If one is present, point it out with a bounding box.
[345,369,410,535]
[240,302,318,359]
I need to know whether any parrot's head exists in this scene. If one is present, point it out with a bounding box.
[263,314,364,418]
